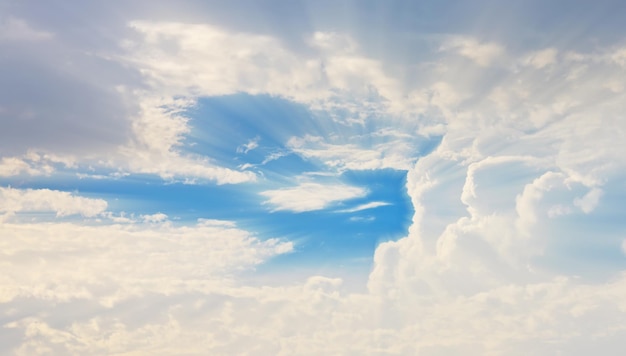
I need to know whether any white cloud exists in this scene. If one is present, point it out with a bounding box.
[141,212,168,223]
[125,21,315,99]
[0,157,48,177]
[287,134,417,171]
[1,11,626,355]
[0,20,423,182]
[610,47,626,67]
[261,150,289,165]
[4,269,626,354]
[260,182,367,212]
[0,187,107,218]
[524,48,558,69]
[236,136,260,154]
[515,171,566,232]
[308,31,357,54]
[574,187,603,214]
[0,218,292,306]
[547,204,573,218]
[336,201,391,213]
[123,21,408,134]
[0,152,76,177]
[125,152,257,184]
[440,36,504,67]
[118,95,257,184]
[349,215,376,222]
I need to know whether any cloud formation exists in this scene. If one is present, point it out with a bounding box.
[336,201,392,213]
[1,1,626,354]
[0,187,107,218]
[260,182,367,212]
[0,215,292,311]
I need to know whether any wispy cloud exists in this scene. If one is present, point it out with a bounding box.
[336,201,391,213]
[236,136,260,154]
[287,135,416,171]
[439,36,504,67]
[260,182,366,212]
[349,215,376,222]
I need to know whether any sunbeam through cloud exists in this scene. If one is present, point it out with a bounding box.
[1,0,626,354]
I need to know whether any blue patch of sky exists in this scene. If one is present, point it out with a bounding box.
[1,93,416,269]
[182,94,323,175]
[1,166,413,267]
[256,169,413,270]
[179,93,415,265]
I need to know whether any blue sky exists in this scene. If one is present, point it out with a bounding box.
[1,0,626,354]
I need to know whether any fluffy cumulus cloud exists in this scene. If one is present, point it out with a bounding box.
[0,156,51,177]
[0,211,294,354]
[2,1,626,354]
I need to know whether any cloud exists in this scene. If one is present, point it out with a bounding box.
[261,150,289,165]
[0,156,50,177]
[236,136,260,154]
[287,134,418,171]
[0,17,260,185]
[515,171,566,231]
[0,17,53,42]
[1,4,626,354]
[440,36,504,67]
[124,152,257,184]
[0,18,422,182]
[308,31,357,54]
[336,201,391,213]
[0,152,79,177]
[0,19,137,157]
[4,268,626,354]
[260,182,367,212]
[349,215,376,222]
[141,212,168,223]
[91,22,626,353]
[523,48,558,69]
[118,96,257,184]
[125,20,312,99]
[0,217,292,307]
[0,186,107,218]
[574,188,603,214]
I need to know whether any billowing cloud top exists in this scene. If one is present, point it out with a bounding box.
[1,0,626,354]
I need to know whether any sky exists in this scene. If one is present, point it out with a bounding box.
[1,0,626,354]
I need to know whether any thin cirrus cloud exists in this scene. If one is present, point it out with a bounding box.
[336,201,392,213]
[1,0,626,354]
[236,136,261,154]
